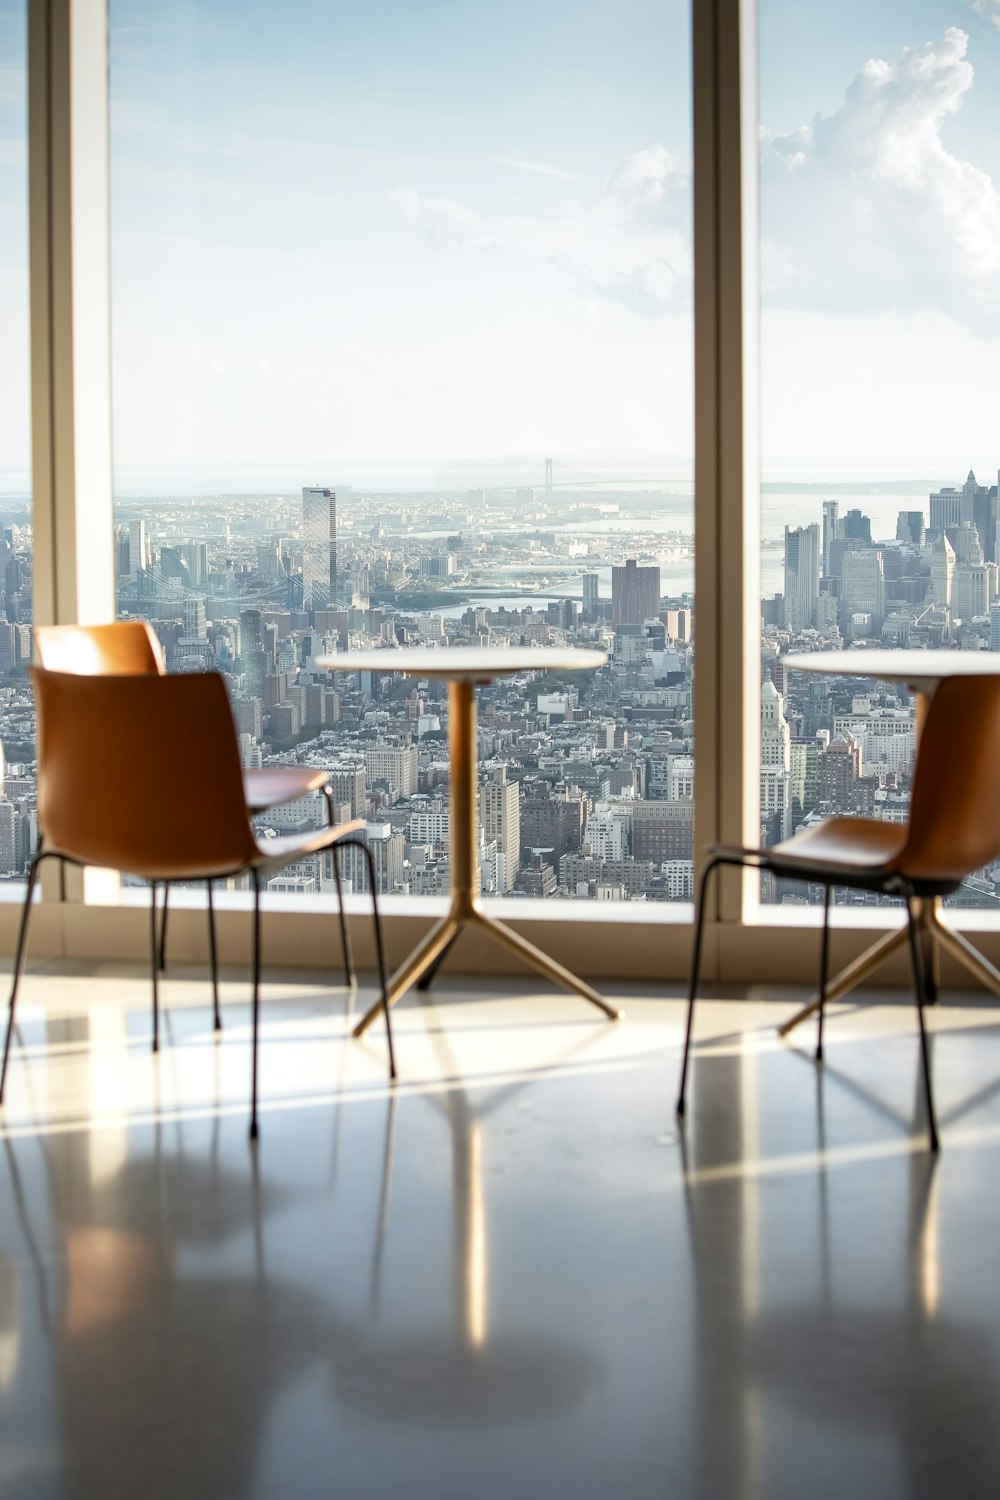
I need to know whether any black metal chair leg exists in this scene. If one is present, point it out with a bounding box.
[904,891,940,1152]
[207,881,221,1031]
[331,844,355,990]
[250,871,262,1140]
[0,852,45,1104]
[337,839,396,1079]
[677,855,722,1117]
[816,885,832,1063]
[158,883,170,971]
[150,882,160,1054]
[356,842,396,1081]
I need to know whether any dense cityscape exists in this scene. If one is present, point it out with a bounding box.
[0,465,998,907]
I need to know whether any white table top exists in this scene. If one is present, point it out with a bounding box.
[784,649,1000,691]
[314,646,607,683]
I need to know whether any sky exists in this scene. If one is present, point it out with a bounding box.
[2,0,1000,485]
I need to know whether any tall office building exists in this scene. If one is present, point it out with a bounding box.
[240,608,267,699]
[841,509,872,545]
[481,765,521,893]
[841,548,885,637]
[953,563,994,622]
[181,542,209,585]
[128,519,151,577]
[930,486,962,533]
[115,525,130,576]
[783,524,820,631]
[302,486,336,616]
[364,745,418,803]
[929,532,955,609]
[760,678,792,841]
[611,559,660,626]
[582,574,601,621]
[821,501,839,576]
[182,598,206,639]
[896,511,925,546]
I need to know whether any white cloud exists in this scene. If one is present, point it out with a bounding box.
[389,145,692,320]
[590,145,690,228]
[495,157,584,184]
[762,27,1000,331]
[969,1,1000,33]
[553,254,687,318]
[388,187,495,252]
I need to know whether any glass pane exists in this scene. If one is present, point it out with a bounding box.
[0,0,34,887]
[759,6,1000,912]
[110,0,693,904]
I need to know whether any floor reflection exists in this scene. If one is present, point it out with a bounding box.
[2,977,1000,1496]
[680,1027,1000,1497]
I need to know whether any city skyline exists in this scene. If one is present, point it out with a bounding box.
[0,459,997,909]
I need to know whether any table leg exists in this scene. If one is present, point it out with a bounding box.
[353,673,621,1041]
[352,913,461,1037]
[928,915,1000,997]
[776,923,909,1037]
[416,929,461,991]
[472,909,623,1020]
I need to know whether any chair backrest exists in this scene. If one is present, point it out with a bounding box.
[897,674,1000,882]
[33,621,165,676]
[32,668,259,880]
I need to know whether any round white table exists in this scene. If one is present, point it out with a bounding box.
[778,649,1000,1035]
[315,646,621,1035]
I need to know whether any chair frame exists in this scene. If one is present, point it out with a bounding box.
[676,849,939,1151]
[0,667,397,1137]
[32,622,356,996]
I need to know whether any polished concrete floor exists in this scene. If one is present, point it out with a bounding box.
[1,962,1000,1497]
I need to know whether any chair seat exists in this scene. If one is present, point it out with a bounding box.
[243,766,330,813]
[770,816,907,874]
[253,818,366,868]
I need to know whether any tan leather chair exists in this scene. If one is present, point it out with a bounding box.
[677,673,1000,1152]
[0,668,395,1137]
[33,622,354,994]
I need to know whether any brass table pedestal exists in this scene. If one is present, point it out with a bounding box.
[777,895,1000,1038]
[314,648,622,1040]
[352,678,622,1037]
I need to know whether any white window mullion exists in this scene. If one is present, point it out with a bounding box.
[692,0,760,972]
[28,0,116,909]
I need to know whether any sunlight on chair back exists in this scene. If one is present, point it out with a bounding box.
[32,669,258,879]
[902,674,1000,883]
[33,622,165,676]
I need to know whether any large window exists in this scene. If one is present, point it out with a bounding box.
[759,5,1000,911]
[109,0,694,907]
[13,0,1000,979]
[0,0,34,888]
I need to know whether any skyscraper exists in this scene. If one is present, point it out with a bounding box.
[611,559,660,625]
[821,500,839,577]
[302,485,336,616]
[929,532,955,609]
[841,548,885,638]
[582,574,600,621]
[128,519,151,577]
[783,523,820,631]
[481,765,521,894]
[240,608,266,699]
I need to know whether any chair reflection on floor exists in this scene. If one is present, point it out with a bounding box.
[675,1033,1000,1500]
